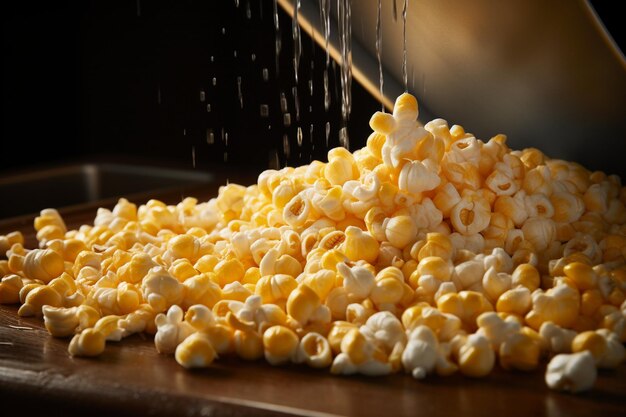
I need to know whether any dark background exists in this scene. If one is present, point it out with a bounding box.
[2,0,380,173]
[2,0,624,176]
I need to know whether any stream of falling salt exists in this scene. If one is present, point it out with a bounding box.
[297,127,303,147]
[292,87,300,121]
[323,69,330,111]
[283,134,290,158]
[376,0,384,111]
[337,0,352,127]
[273,0,281,77]
[325,122,331,147]
[237,76,244,109]
[292,0,302,84]
[402,0,408,91]
[320,0,331,66]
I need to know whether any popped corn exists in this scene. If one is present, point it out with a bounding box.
[1,92,624,393]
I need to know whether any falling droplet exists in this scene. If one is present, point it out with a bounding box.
[297,127,303,147]
[210,55,215,62]
[251,53,256,62]
[222,27,226,35]
[183,129,187,136]
[283,134,290,158]
[237,76,244,109]
[199,90,206,102]
[292,87,300,121]
[273,0,279,30]
[206,103,211,112]
[309,105,312,113]
[246,0,252,19]
[234,50,238,58]
[309,124,314,144]
[292,0,302,83]
[212,77,217,86]
[234,0,240,8]
[337,0,352,122]
[260,104,269,117]
[308,79,313,96]
[319,0,331,66]
[225,132,229,146]
[339,127,349,150]
[325,122,331,147]
[323,69,330,111]
[402,0,408,91]
[206,128,215,144]
[280,92,288,113]
[283,113,292,127]
[262,68,269,81]
[192,146,196,168]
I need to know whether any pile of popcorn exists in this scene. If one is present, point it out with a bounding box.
[1,93,625,393]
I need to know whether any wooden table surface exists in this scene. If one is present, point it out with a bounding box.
[1,185,625,417]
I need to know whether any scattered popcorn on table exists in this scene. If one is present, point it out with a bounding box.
[1,93,625,393]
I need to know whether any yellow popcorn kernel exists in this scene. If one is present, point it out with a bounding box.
[283,193,311,229]
[0,231,24,257]
[521,217,556,252]
[520,147,545,170]
[370,267,405,306]
[10,248,65,284]
[366,132,386,159]
[384,215,417,249]
[551,192,585,223]
[324,147,358,186]
[0,274,24,304]
[523,166,552,195]
[571,331,607,363]
[263,325,299,365]
[318,230,346,251]
[499,332,540,371]
[213,258,245,287]
[34,208,67,234]
[287,284,321,324]
[369,111,396,135]
[17,285,63,317]
[456,334,495,378]
[583,183,609,213]
[563,262,597,291]
[417,256,453,282]
[175,332,217,369]
[255,274,297,304]
[525,285,580,330]
[437,291,493,332]
[234,329,264,360]
[272,181,297,209]
[68,328,107,357]
[320,249,348,272]
[450,195,491,236]
[364,207,387,242]
[496,287,532,316]
[342,226,379,264]
[340,328,372,365]
[296,332,333,368]
[494,194,528,228]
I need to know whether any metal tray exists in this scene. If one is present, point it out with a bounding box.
[0,163,215,220]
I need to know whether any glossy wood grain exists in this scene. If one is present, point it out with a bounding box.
[1,191,625,417]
